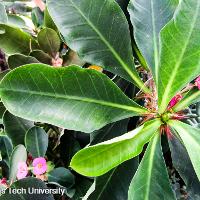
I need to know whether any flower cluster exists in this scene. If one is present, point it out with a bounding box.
[17,157,47,180]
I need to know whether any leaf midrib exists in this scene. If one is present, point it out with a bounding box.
[68,0,147,91]
[159,1,200,112]
[1,88,146,113]
[150,0,159,84]
[144,134,158,200]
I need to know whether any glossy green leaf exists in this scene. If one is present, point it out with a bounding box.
[72,177,93,200]
[0,24,38,55]
[87,158,138,200]
[173,88,200,112]
[62,133,81,166]
[44,8,57,31]
[0,3,8,23]
[128,0,176,83]
[47,0,149,92]
[7,14,26,28]
[9,144,27,183]
[38,28,60,57]
[0,64,147,133]
[48,167,75,188]
[169,120,200,181]
[32,7,44,28]
[3,111,34,146]
[87,119,138,200]
[128,133,175,200]
[0,135,13,165]
[158,0,200,113]
[70,119,161,177]
[30,50,52,64]
[168,135,200,199]
[1,177,54,200]
[8,54,39,69]
[90,119,129,145]
[25,126,48,158]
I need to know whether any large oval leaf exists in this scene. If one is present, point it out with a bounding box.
[25,126,48,158]
[0,135,13,165]
[158,0,200,113]
[128,133,175,200]
[47,0,149,92]
[9,145,27,183]
[128,0,177,83]
[70,119,161,177]
[1,177,54,200]
[168,120,200,181]
[0,24,38,55]
[0,64,147,133]
[3,111,34,146]
[168,135,200,199]
[38,28,60,57]
[86,158,138,200]
[8,54,39,70]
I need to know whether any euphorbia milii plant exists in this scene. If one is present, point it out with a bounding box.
[0,0,200,199]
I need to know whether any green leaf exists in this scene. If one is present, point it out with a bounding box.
[168,135,200,199]
[47,0,149,92]
[25,126,48,158]
[70,119,161,177]
[7,14,26,28]
[0,64,147,133]
[32,7,44,28]
[0,102,6,123]
[48,167,75,188]
[158,0,200,113]
[9,144,27,183]
[3,111,34,146]
[168,120,200,181]
[90,119,129,145]
[0,3,8,23]
[1,177,54,200]
[87,158,138,200]
[0,24,38,55]
[44,8,57,31]
[62,133,81,166]
[128,133,175,200]
[0,135,13,165]
[72,177,93,200]
[38,28,60,57]
[8,54,39,69]
[88,119,136,199]
[30,50,52,64]
[128,0,176,83]
[173,88,200,112]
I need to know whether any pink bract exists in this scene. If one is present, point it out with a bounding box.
[195,76,200,90]
[168,94,183,109]
[32,157,47,175]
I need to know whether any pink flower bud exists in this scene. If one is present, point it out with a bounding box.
[195,76,200,90]
[17,162,28,180]
[168,94,183,109]
[32,157,47,175]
